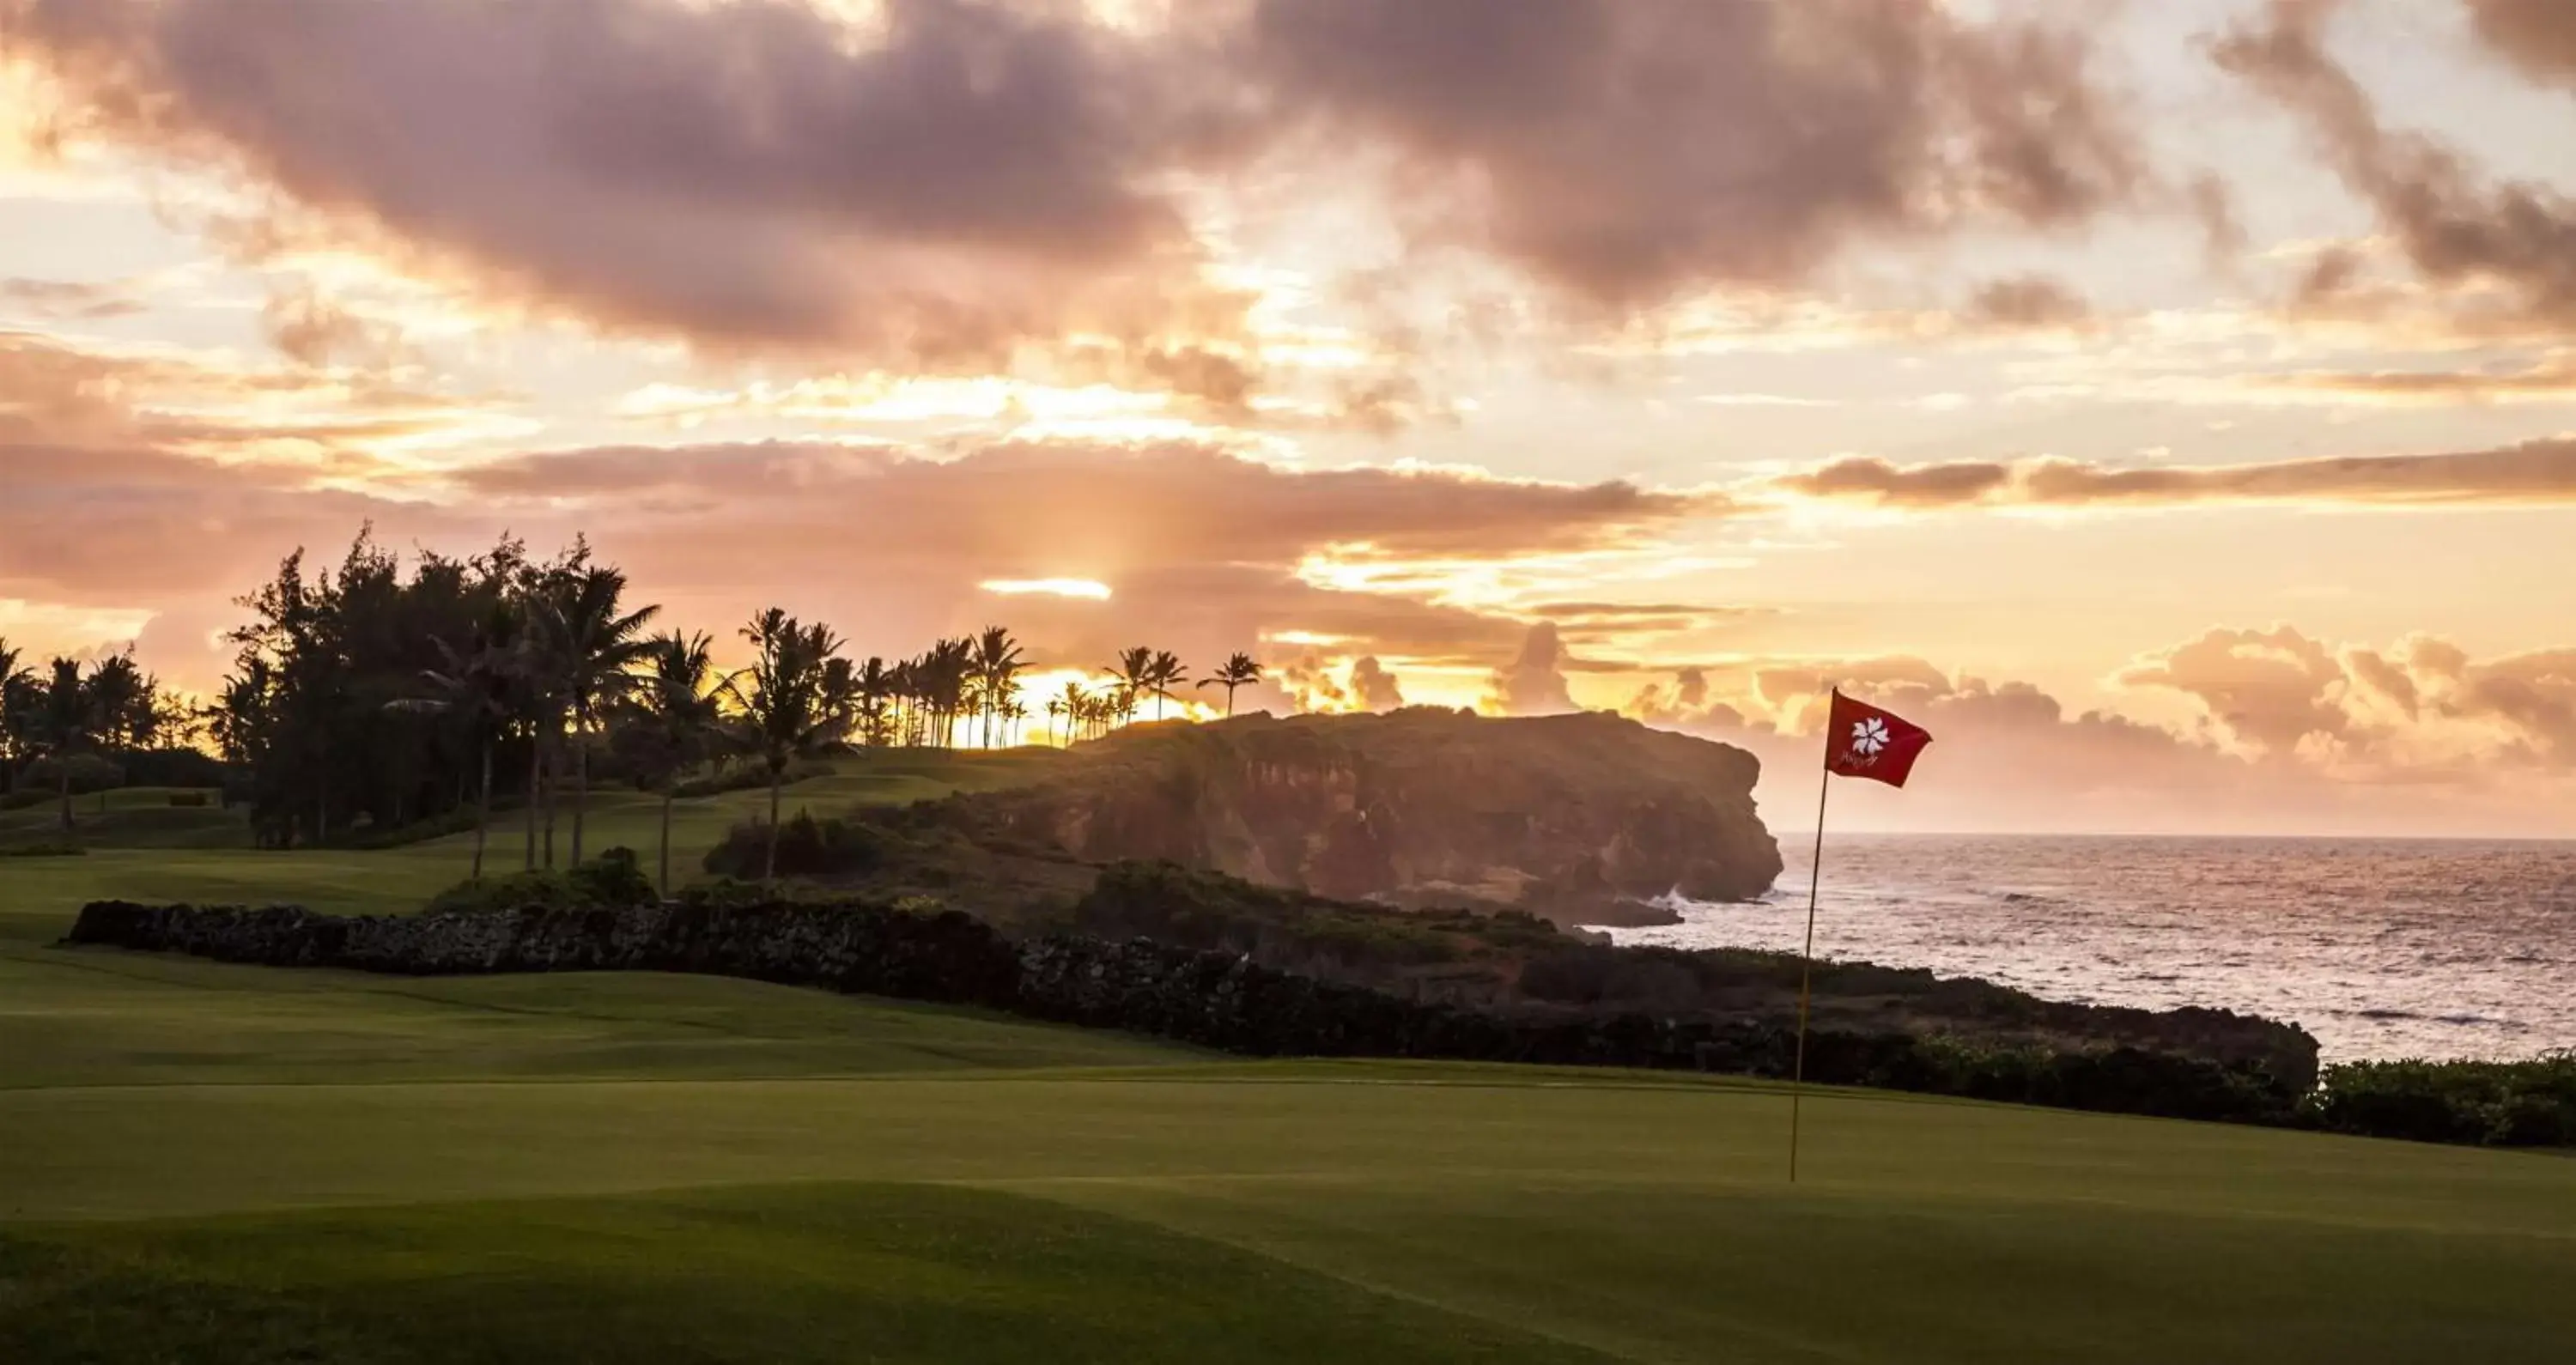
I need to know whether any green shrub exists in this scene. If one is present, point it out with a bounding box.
[14,754,125,797]
[423,847,656,914]
[671,758,835,800]
[328,805,489,851]
[701,813,894,879]
[2301,1052,2576,1147]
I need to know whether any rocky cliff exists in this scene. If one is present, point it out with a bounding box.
[938,709,1782,924]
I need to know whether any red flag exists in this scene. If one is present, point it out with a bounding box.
[1824,690,1932,788]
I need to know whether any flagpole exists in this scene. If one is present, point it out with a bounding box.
[1789,741,1832,1184]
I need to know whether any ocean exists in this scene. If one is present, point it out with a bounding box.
[1601,834,2576,1065]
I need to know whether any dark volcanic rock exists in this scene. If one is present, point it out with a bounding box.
[933,708,1783,921]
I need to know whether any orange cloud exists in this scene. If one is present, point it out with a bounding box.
[1771,440,2576,511]
[6,0,2163,394]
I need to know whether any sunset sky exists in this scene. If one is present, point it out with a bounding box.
[4,0,2574,834]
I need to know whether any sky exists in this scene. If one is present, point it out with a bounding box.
[3,0,2575,835]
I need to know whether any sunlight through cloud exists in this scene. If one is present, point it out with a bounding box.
[980,579,1114,601]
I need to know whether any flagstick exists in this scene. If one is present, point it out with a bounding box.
[1789,761,1831,1184]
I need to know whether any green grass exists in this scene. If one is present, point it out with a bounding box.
[4,751,2575,1362]
[0,749,1057,945]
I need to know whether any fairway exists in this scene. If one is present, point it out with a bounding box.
[6,956,2575,1360]
[6,771,2576,1363]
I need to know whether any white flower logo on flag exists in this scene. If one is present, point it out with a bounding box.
[1850,716,1888,763]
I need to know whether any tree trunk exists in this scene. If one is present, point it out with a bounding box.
[541,724,557,871]
[570,722,588,868]
[763,767,783,886]
[471,739,493,883]
[659,791,675,901]
[524,743,539,871]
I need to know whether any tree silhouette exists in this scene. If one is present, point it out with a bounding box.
[0,639,32,798]
[971,627,1025,749]
[1197,653,1263,717]
[392,608,529,883]
[28,658,97,832]
[1145,650,1187,720]
[852,657,896,748]
[722,610,849,884]
[613,630,728,897]
[532,565,660,867]
[1105,647,1155,727]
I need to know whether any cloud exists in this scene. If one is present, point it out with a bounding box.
[262,282,404,370]
[2464,0,2576,84]
[1348,656,1405,713]
[2246,354,2576,403]
[1960,275,2096,331]
[1241,0,2146,315]
[7,0,2155,377]
[1522,599,1771,648]
[2117,626,2351,755]
[1484,622,1581,716]
[1279,650,1404,714]
[2214,0,2576,330]
[459,439,1722,563]
[1771,440,2576,510]
[3,0,1257,398]
[2123,625,2576,773]
[1,276,144,320]
[1625,633,2576,834]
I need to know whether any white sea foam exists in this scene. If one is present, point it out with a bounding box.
[1600,834,2576,1064]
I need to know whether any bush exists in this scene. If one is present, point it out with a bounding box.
[328,805,489,851]
[2300,1052,2576,1147]
[1066,861,1477,972]
[114,747,231,790]
[701,812,894,879]
[14,754,125,798]
[422,847,656,914]
[671,758,836,800]
[0,841,86,858]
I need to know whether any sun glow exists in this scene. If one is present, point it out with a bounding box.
[980,578,1113,601]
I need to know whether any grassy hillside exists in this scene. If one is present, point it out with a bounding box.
[0,749,1059,942]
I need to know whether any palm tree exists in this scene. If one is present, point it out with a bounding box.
[614,631,727,897]
[28,658,95,833]
[722,609,849,885]
[1144,650,1187,720]
[0,639,32,798]
[1105,647,1155,728]
[1197,653,1261,717]
[971,627,1025,749]
[927,637,975,747]
[854,657,896,748]
[393,614,528,883]
[532,566,660,867]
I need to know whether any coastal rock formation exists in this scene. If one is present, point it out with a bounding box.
[63,897,2314,1125]
[939,709,1783,924]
